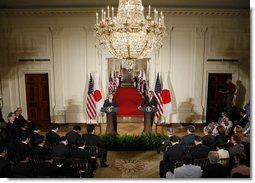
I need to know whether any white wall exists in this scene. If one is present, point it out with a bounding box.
[0,8,250,124]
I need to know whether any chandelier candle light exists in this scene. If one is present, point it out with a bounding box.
[94,0,166,62]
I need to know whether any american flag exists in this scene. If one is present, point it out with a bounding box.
[109,74,114,93]
[86,74,96,120]
[154,73,163,118]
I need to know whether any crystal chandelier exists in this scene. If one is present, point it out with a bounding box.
[94,0,166,60]
[121,59,136,70]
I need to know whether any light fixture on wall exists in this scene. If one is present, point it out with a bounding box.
[94,0,166,62]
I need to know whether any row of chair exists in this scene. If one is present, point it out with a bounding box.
[174,158,230,170]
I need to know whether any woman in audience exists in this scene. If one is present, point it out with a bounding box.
[216,125,229,144]
[219,111,233,135]
[230,125,244,144]
[229,135,244,157]
[230,153,250,178]
[215,141,229,159]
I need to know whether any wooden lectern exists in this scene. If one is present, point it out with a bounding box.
[101,106,118,134]
[139,106,158,132]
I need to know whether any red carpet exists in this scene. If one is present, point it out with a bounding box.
[114,87,143,116]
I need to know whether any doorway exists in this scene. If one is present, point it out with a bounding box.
[25,73,51,127]
[122,68,133,83]
[206,73,232,123]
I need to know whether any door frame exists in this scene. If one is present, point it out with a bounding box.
[18,70,53,122]
[203,69,238,121]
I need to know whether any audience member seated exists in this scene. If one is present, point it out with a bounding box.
[230,125,244,144]
[13,154,35,178]
[6,112,19,141]
[30,125,43,147]
[218,111,232,134]
[66,125,82,146]
[215,141,229,159]
[15,134,31,158]
[82,125,109,168]
[190,136,210,160]
[230,153,250,178]
[159,135,185,178]
[158,127,175,152]
[202,151,228,178]
[243,115,250,143]
[14,109,26,130]
[202,126,216,150]
[18,105,35,134]
[32,136,52,158]
[237,109,249,128]
[0,146,12,178]
[216,125,229,144]
[172,152,202,178]
[19,122,30,138]
[46,124,61,145]
[71,139,93,171]
[16,107,28,125]
[53,136,70,158]
[36,155,59,178]
[181,125,196,146]
[0,125,9,146]
[229,135,244,157]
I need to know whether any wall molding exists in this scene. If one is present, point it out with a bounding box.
[0,8,249,17]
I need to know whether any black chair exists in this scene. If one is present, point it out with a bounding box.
[8,151,20,164]
[44,141,55,150]
[53,157,65,167]
[193,158,209,170]
[174,161,184,169]
[72,158,93,178]
[85,146,99,170]
[30,155,44,166]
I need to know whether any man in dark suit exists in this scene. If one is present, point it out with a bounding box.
[0,146,12,178]
[15,135,31,158]
[202,151,228,178]
[46,124,61,144]
[103,93,118,133]
[30,125,43,147]
[16,107,28,124]
[6,112,20,141]
[237,109,249,128]
[14,110,26,130]
[53,136,70,158]
[181,125,196,146]
[82,125,109,168]
[202,126,216,150]
[66,125,81,146]
[32,136,53,158]
[159,135,185,178]
[118,74,122,87]
[139,90,158,128]
[70,138,92,170]
[190,136,210,160]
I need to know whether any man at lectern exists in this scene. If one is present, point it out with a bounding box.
[103,93,118,133]
[139,90,158,127]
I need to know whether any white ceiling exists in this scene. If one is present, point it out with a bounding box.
[0,0,250,9]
